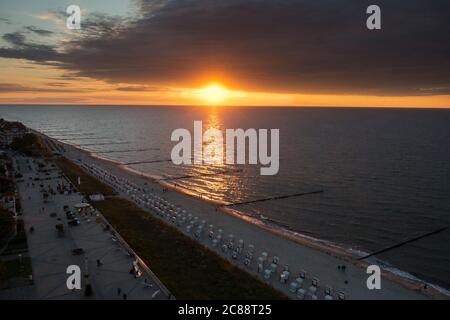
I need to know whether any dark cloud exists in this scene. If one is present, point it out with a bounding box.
[0,83,92,93]
[2,31,26,46]
[0,45,59,62]
[1,0,450,96]
[114,84,171,92]
[24,26,54,36]
[1,30,59,62]
[9,97,89,103]
[0,84,32,92]
[45,82,71,87]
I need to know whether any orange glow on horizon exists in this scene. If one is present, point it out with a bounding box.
[180,82,248,106]
[0,59,449,108]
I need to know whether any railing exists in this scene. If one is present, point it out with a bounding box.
[58,159,174,300]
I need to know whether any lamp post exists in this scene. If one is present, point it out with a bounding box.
[84,257,93,297]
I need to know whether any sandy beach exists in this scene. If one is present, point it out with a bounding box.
[41,133,447,300]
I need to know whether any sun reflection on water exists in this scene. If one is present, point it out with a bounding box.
[181,108,245,203]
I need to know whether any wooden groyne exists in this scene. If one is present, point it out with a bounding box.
[358,226,448,260]
[158,169,242,181]
[124,159,173,165]
[222,190,324,207]
[96,148,160,154]
[60,137,109,141]
[77,142,129,146]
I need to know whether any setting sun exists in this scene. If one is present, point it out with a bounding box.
[200,84,230,105]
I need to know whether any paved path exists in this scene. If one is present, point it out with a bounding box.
[9,155,171,300]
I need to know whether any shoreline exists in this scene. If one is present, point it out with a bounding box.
[70,141,360,259]
[34,129,448,299]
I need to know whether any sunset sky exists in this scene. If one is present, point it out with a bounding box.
[0,0,449,107]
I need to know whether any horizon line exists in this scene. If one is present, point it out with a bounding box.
[1,104,450,110]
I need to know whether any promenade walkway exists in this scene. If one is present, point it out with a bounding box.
[4,155,171,300]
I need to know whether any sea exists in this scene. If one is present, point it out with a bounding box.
[1,105,449,291]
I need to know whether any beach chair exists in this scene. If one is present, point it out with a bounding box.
[308,293,318,300]
[261,252,268,261]
[312,277,319,287]
[296,288,306,299]
[246,244,255,257]
[289,281,299,293]
[257,263,263,273]
[295,270,307,285]
[228,240,234,250]
[309,277,319,294]
[270,263,278,273]
[257,256,265,266]
[280,271,290,283]
[279,271,289,283]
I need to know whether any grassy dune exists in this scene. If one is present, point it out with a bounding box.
[55,158,115,196]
